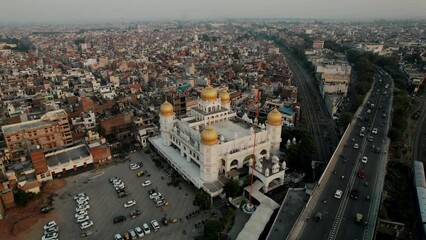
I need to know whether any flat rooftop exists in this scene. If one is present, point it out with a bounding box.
[46,145,91,167]
[209,117,262,142]
[192,106,228,116]
[2,119,52,135]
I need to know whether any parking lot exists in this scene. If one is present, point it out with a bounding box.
[48,150,219,240]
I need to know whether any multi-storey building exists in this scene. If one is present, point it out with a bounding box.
[1,109,73,159]
[150,86,287,197]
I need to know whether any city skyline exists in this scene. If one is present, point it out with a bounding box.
[1,0,425,24]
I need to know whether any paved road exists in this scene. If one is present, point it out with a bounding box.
[45,150,219,240]
[297,70,393,240]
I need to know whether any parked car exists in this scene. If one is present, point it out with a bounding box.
[73,193,87,200]
[124,200,136,208]
[76,215,90,223]
[75,210,88,218]
[135,227,144,238]
[44,221,57,230]
[130,209,141,219]
[42,232,58,240]
[142,180,152,187]
[40,205,55,214]
[136,171,144,177]
[142,223,151,235]
[149,192,163,200]
[114,234,124,240]
[118,191,128,198]
[76,199,89,206]
[130,163,141,170]
[44,226,59,235]
[128,228,137,239]
[113,215,127,224]
[151,220,160,231]
[109,177,120,183]
[76,204,90,212]
[80,220,94,230]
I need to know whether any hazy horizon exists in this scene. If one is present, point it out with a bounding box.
[1,0,425,24]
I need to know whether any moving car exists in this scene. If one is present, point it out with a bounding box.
[113,215,127,224]
[361,156,368,164]
[368,135,373,142]
[80,220,94,230]
[353,143,359,149]
[372,128,378,134]
[151,219,160,231]
[334,190,343,199]
[124,200,136,208]
[350,189,359,200]
[358,170,366,179]
[142,180,152,187]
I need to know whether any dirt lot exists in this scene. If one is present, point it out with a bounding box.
[0,179,67,240]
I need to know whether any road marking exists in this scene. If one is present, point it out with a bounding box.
[89,172,104,180]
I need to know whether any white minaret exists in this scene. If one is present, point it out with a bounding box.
[200,125,219,182]
[159,101,175,146]
[266,108,283,154]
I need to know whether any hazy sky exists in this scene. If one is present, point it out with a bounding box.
[1,0,425,23]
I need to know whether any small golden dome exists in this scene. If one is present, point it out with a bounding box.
[201,85,218,102]
[219,90,230,104]
[201,125,218,145]
[160,101,174,116]
[267,108,282,126]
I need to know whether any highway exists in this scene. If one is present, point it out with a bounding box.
[297,70,393,240]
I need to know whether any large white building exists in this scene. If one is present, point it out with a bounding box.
[150,86,287,197]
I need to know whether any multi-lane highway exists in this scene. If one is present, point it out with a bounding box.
[297,70,393,240]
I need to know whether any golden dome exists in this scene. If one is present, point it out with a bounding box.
[201,85,218,102]
[201,125,218,145]
[219,90,230,104]
[160,101,174,116]
[267,108,282,126]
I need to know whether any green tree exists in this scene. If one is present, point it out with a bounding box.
[339,112,353,126]
[224,178,241,198]
[195,220,223,240]
[193,190,211,210]
[14,189,36,207]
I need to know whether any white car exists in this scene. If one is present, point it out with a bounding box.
[130,163,141,170]
[76,196,89,202]
[114,183,125,189]
[135,227,144,238]
[114,233,124,240]
[73,193,87,200]
[151,219,160,231]
[142,223,151,235]
[80,220,94,230]
[43,221,57,230]
[112,179,123,185]
[353,143,359,149]
[124,200,136,208]
[149,192,163,200]
[334,190,343,199]
[42,232,58,240]
[76,204,90,212]
[76,199,89,206]
[76,215,90,223]
[44,226,59,235]
[372,128,378,134]
[142,180,152,187]
[75,211,88,218]
[362,156,368,164]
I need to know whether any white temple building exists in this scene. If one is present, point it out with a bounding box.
[150,86,287,197]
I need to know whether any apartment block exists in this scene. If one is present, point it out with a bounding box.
[2,109,73,159]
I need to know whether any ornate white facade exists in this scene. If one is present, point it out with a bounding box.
[150,86,287,196]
